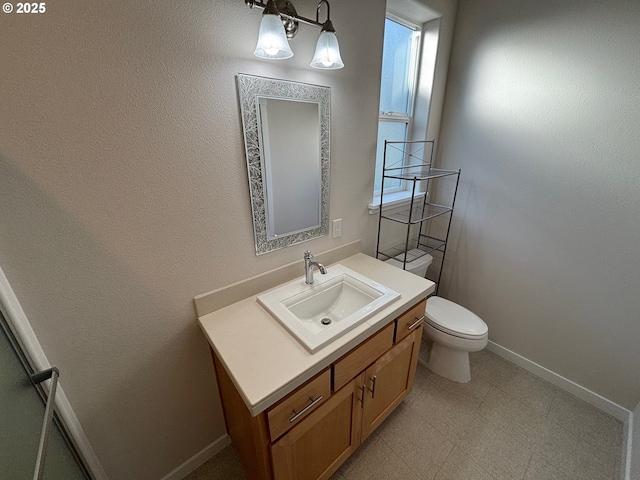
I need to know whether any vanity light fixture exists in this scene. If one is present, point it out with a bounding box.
[245,0,344,69]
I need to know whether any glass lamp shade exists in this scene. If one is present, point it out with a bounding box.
[310,31,344,69]
[254,14,294,59]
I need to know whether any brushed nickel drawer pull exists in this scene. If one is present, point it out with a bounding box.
[289,395,323,423]
[367,375,377,398]
[407,316,425,330]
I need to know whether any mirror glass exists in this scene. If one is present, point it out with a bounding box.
[257,97,321,238]
[238,74,330,255]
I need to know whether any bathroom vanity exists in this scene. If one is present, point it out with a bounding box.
[197,251,434,480]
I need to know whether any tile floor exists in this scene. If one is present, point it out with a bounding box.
[185,350,624,480]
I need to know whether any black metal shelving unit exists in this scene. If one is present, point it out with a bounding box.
[375,140,460,295]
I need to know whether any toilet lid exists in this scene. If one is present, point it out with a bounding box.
[425,297,488,338]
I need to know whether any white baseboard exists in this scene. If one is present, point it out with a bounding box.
[486,341,630,422]
[622,411,634,480]
[160,434,231,480]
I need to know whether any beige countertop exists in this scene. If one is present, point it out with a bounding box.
[197,253,435,416]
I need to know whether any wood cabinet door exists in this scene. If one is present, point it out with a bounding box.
[360,325,422,441]
[271,374,364,480]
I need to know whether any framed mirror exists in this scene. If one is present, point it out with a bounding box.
[237,74,330,255]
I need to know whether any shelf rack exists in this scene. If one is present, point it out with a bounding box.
[375,140,460,295]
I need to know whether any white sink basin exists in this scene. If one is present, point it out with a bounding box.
[257,264,400,353]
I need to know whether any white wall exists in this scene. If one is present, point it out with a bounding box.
[437,0,640,409]
[0,1,386,478]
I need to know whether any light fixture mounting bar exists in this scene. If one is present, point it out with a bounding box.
[245,0,325,30]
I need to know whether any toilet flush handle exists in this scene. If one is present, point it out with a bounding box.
[407,316,425,330]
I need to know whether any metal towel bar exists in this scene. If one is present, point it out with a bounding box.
[30,367,59,480]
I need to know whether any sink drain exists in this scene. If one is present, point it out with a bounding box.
[320,318,332,326]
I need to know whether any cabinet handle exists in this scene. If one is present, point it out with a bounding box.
[358,385,365,407]
[407,316,425,330]
[289,395,323,423]
[367,375,377,398]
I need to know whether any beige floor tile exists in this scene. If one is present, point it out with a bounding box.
[547,389,623,456]
[478,387,555,448]
[564,440,617,479]
[334,432,380,478]
[377,403,454,479]
[524,454,571,480]
[410,380,482,440]
[183,445,246,480]
[434,446,495,480]
[532,419,579,465]
[493,369,557,416]
[423,355,493,402]
[419,338,433,365]
[470,350,521,385]
[342,431,419,480]
[404,361,433,406]
[328,471,346,480]
[534,420,616,479]
[614,458,621,480]
[456,414,532,480]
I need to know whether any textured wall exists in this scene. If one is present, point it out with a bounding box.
[0,1,385,478]
[437,0,640,408]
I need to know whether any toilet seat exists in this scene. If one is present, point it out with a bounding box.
[425,296,488,340]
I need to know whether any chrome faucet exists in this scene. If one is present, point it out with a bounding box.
[304,250,327,284]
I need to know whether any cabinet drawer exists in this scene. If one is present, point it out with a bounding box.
[267,368,331,442]
[395,299,426,343]
[333,322,394,392]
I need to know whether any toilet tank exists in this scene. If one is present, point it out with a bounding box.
[385,249,433,278]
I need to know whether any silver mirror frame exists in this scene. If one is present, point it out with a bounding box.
[237,74,330,255]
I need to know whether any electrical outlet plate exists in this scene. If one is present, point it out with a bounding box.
[332,218,342,238]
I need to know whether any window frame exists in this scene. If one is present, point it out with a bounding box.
[374,14,422,199]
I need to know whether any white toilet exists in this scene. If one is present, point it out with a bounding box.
[385,249,433,278]
[424,296,488,383]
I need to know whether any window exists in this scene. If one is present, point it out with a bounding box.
[374,17,421,195]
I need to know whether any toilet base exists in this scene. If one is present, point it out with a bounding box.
[427,343,471,383]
